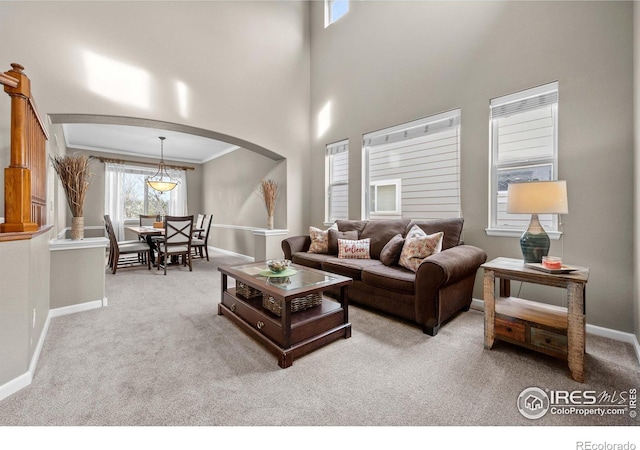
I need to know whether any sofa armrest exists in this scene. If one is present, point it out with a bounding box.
[282,235,311,260]
[414,245,487,333]
[418,244,487,286]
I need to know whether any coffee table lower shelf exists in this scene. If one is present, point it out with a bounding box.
[218,288,351,368]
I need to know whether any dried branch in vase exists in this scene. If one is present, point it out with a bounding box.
[50,153,93,217]
[259,179,278,217]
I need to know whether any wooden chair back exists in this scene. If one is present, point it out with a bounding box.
[201,214,213,244]
[163,215,194,246]
[140,214,160,226]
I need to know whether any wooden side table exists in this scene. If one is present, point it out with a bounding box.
[482,257,589,382]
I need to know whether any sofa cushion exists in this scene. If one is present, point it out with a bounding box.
[406,218,464,250]
[379,233,404,266]
[308,223,338,254]
[338,238,371,259]
[291,251,335,269]
[322,257,383,281]
[328,229,359,255]
[361,264,415,295]
[399,225,443,272]
[360,219,411,260]
[336,220,368,237]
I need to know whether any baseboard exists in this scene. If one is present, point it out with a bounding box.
[471,298,640,366]
[209,246,254,261]
[49,297,108,318]
[0,311,51,402]
[0,372,31,403]
[0,297,107,402]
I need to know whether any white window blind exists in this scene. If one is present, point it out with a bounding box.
[489,82,559,233]
[327,139,349,221]
[363,109,461,220]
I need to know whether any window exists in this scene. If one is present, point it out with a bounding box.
[487,81,559,237]
[363,109,461,220]
[326,139,349,221]
[105,162,188,240]
[325,0,349,27]
[369,179,401,215]
[122,166,170,220]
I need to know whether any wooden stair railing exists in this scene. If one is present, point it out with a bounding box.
[1,63,49,233]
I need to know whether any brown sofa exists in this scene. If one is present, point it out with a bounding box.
[282,218,487,336]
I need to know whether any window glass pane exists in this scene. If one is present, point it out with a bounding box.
[329,183,348,220]
[330,0,349,24]
[123,172,145,220]
[496,164,552,192]
[496,164,553,229]
[327,143,348,221]
[147,188,169,216]
[123,170,169,220]
[497,106,555,163]
[376,184,397,212]
[364,110,461,221]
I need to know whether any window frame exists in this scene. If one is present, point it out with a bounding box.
[486,81,561,238]
[369,179,402,216]
[325,139,349,223]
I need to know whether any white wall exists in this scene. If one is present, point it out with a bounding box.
[0,0,311,236]
[310,1,634,333]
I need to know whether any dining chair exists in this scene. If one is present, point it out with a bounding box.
[193,213,205,238]
[157,215,194,275]
[139,214,160,227]
[139,214,162,262]
[103,215,143,269]
[191,214,213,260]
[104,215,151,274]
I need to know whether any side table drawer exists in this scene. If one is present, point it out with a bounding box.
[495,317,526,343]
[531,327,567,355]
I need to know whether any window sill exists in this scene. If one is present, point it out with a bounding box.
[485,228,563,240]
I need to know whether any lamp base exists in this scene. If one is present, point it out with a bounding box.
[520,214,550,263]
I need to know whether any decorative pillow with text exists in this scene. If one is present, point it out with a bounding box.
[398,225,443,272]
[308,223,338,254]
[338,238,371,259]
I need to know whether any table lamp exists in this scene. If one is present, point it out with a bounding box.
[506,180,568,263]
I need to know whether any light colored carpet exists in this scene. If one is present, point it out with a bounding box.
[0,250,638,431]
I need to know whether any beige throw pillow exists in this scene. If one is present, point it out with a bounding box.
[338,238,371,259]
[398,225,444,272]
[308,223,338,254]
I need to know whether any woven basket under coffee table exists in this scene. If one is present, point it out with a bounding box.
[236,282,262,299]
[262,291,322,316]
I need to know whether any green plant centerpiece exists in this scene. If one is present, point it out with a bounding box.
[51,153,93,240]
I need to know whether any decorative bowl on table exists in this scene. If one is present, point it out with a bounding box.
[266,259,291,274]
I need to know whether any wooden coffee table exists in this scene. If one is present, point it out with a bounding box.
[217,262,352,368]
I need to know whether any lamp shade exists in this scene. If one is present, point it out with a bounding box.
[506,180,568,215]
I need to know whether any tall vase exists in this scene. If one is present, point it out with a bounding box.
[267,214,274,230]
[71,216,84,240]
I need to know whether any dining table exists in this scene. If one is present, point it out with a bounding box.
[127,225,204,266]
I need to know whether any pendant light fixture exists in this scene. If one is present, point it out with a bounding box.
[146,136,179,192]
